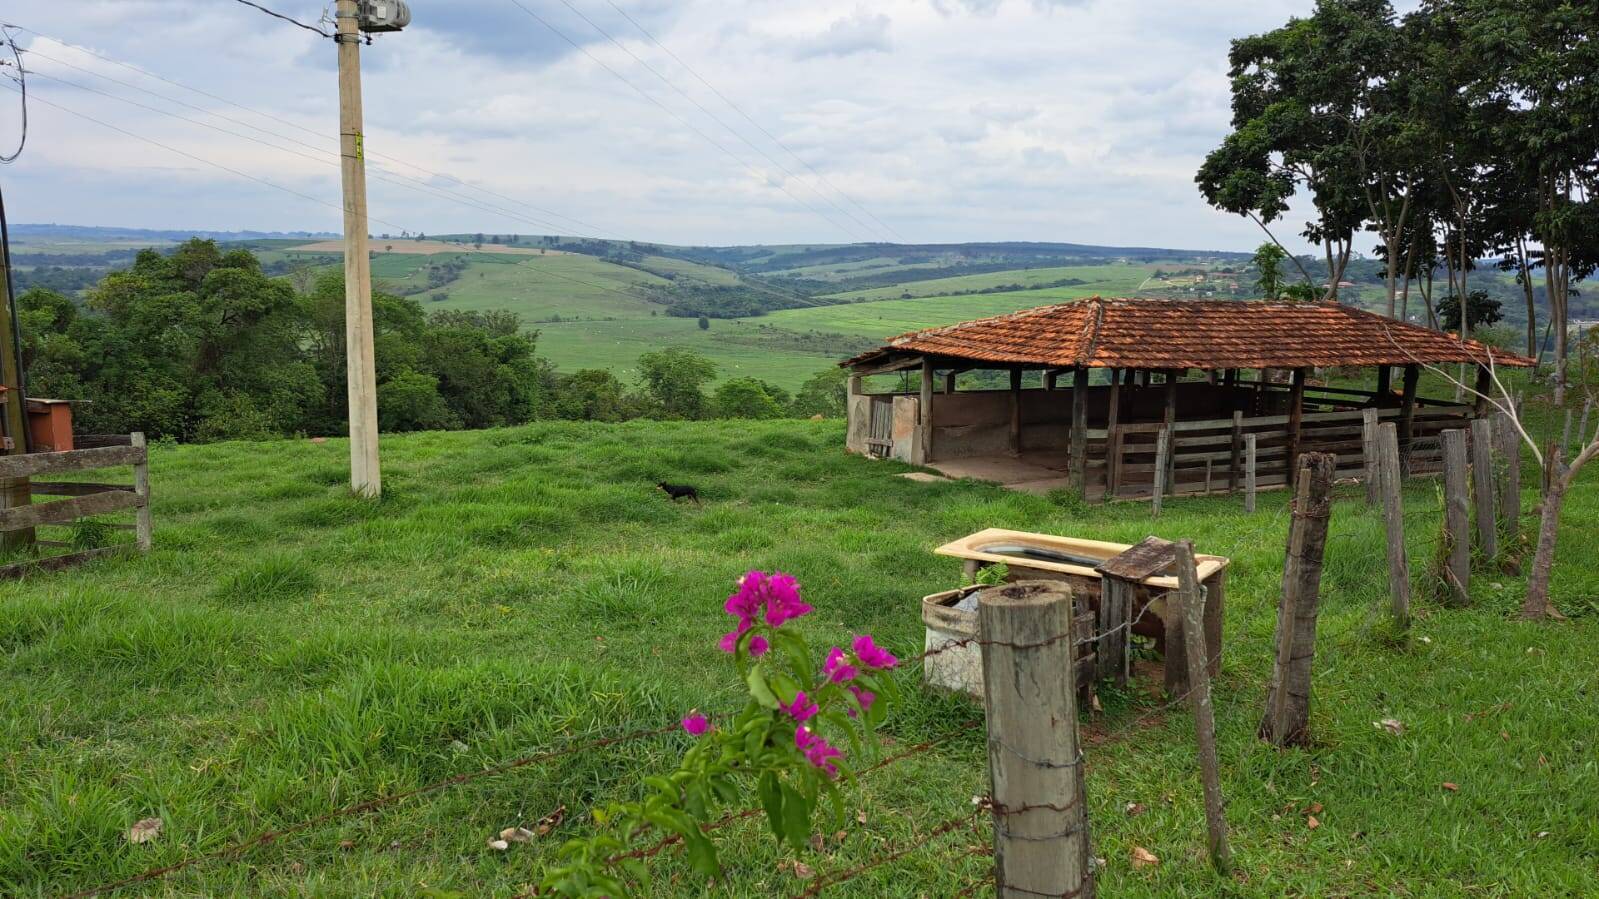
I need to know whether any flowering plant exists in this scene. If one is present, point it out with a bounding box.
[542,571,900,897]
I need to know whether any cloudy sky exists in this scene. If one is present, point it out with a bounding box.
[1,0,1331,250]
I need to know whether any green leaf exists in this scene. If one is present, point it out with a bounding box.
[779,781,812,850]
[747,665,780,709]
[758,771,785,842]
[682,825,722,879]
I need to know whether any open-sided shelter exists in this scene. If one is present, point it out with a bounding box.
[841,297,1533,500]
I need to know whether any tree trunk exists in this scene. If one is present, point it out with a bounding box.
[1516,235,1537,360]
[1522,448,1567,620]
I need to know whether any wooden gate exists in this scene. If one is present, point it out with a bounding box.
[866,395,894,458]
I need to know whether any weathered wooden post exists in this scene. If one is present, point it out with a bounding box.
[1260,453,1334,747]
[1440,429,1471,605]
[1470,418,1497,563]
[132,432,153,553]
[1229,410,1244,494]
[1152,427,1170,516]
[1175,540,1231,873]
[1376,423,1409,630]
[1495,410,1521,535]
[1009,368,1023,458]
[979,582,1091,899]
[1243,433,1257,513]
[1070,367,1090,493]
[1362,407,1380,505]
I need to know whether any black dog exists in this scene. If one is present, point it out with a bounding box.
[656,481,701,504]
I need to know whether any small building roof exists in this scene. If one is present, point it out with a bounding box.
[843,297,1535,371]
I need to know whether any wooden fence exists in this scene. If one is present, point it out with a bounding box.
[0,432,151,578]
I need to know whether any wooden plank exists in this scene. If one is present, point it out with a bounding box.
[0,488,144,532]
[75,434,135,448]
[0,544,131,580]
[1097,578,1132,686]
[1069,367,1089,491]
[978,582,1090,899]
[853,355,925,377]
[1470,418,1497,563]
[1095,536,1178,581]
[29,482,133,497]
[133,432,153,553]
[1441,429,1471,605]
[0,445,146,480]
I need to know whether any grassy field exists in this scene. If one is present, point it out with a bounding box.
[533,316,851,386]
[3,406,1597,896]
[820,263,1159,303]
[758,285,1118,340]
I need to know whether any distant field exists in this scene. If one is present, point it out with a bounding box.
[756,284,1118,340]
[294,239,564,257]
[763,255,956,282]
[534,315,843,387]
[822,262,1158,303]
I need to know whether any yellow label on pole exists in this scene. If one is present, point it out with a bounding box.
[354,133,364,160]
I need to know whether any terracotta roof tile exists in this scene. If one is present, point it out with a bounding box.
[843,298,1535,370]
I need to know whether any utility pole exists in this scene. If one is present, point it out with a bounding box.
[336,0,381,498]
[0,184,33,550]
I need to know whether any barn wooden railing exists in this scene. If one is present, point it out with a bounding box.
[0,432,152,578]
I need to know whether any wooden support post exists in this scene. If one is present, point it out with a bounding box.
[1260,453,1334,747]
[1070,367,1089,492]
[920,359,935,463]
[1470,418,1497,563]
[1362,407,1381,505]
[0,220,32,550]
[979,582,1091,899]
[1224,368,1238,387]
[1376,423,1409,630]
[131,432,152,553]
[337,0,382,498]
[1097,578,1132,687]
[1440,429,1471,606]
[1472,365,1492,417]
[1162,371,1178,495]
[1045,371,1058,391]
[1152,427,1170,516]
[1376,364,1392,399]
[1228,411,1243,494]
[944,370,957,394]
[1244,433,1257,513]
[1286,368,1308,475]
[1102,371,1121,503]
[1175,541,1231,873]
[1399,364,1420,458]
[848,373,863,397]
[1008,368,1023,457]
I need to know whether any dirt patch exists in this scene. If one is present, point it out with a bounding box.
[288,240,567,257]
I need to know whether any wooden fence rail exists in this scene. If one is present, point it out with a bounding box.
[0,433,151,579]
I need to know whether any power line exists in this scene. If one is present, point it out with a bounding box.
[0,27,26,162]
[599,0,904,243]
[503,0,872,243]
[231,0,332,38]
[552,0,893,243]
[13,36,621,240]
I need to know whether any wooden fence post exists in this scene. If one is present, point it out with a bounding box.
[1175,541,1231,872]
[1376,423,1409,630]
[1243,434,1257,513]
[1362,407,1380,505]
[979,582,1091,899]
[131,432,152,553]
[1259,453,1334,747]
[1469,418,1497,564]
[1229,410,1243,494]
[1152,427,1170,516]
[1440,429,1471,605]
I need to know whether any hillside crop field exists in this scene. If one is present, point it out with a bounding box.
[3,410,1597,896]
[818,263,1160,303]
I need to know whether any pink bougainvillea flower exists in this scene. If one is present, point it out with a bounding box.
[781,691,819,723]
[681,713,710,736]
[760,571,813,628]
[794,726,843,776]
[851,635,899,670]
[724,572,763,627]
[718,630,741,654]
[823,647,858,684]
[748,634,770,658]
[846,685,876,719]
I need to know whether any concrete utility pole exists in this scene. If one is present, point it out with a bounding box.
[336,0,381,498]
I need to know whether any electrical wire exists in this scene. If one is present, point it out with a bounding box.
[599,0,904,242]
[10,25,623,240]
[552,0,892,244]
[0,26,26,163]
[231,0,333,38]
[503,0,872,243]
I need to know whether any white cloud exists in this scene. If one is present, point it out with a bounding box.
[0,0,1328,251]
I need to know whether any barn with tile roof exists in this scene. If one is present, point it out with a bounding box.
[841,297,1531,500]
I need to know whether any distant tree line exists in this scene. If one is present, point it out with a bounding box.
[15,239,847,443]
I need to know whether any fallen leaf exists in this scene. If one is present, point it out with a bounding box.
[534,805,567,836]
[487,839,510,851]
[1501,730,1511,741]
[1125,802,1147,817]
[1306,802,1324,814]
[1375,718,1405,735]
[809,833,826,853]
[857,809,869,825]
[1130,846,1160,868]
[501,826,536,844]
[338,840,355,850]
[1441,782,1458,792]
[833,830,846,843]
[288,862,304,875]
[1307,816,1321,830]
[1539,754,1548,767]
[792,862,815,880]
[127,818,162,845]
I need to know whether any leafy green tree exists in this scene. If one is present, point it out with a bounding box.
[1437,290,1502,333]
[790,368,850,418]
[697,315,710,330]
[712,377,784,419]
[1251,243,1288,299]
[637,348,716,419]
[554,369,632,422]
